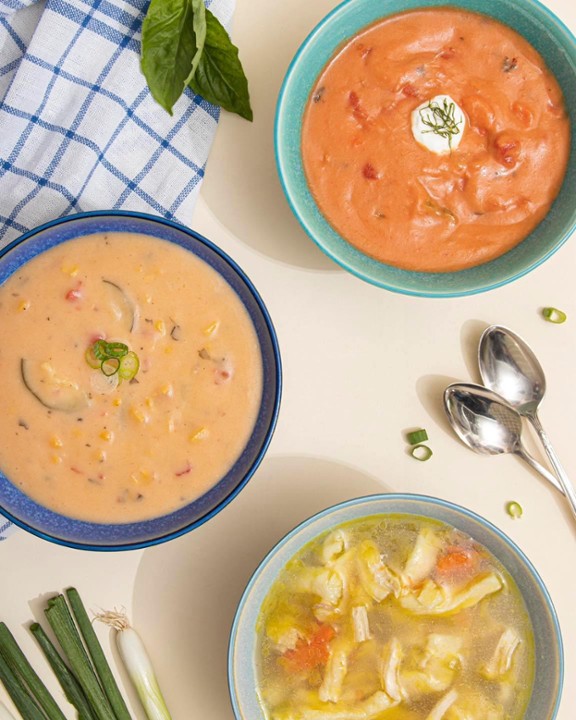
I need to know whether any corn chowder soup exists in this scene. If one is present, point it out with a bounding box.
[0,232,263,523]
[302,7,571,272]
[256,515,534,720]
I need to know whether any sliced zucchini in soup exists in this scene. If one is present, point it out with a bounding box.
[21,358,89,412]
[102,278,136,332]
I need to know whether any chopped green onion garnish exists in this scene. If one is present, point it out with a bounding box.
[506,501,523,519]
[92,340,109,361]
[103,342,129,358]
[101,358,120,377]
[407,428,428,445]
[118,351,140,381]
[410,444,433,461]
[542,307,567,324]
[84,347,101,369]
[86,340,139,383]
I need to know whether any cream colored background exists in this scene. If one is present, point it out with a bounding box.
[2,0,576,717]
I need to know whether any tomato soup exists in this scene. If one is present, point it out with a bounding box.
[302,7,571,272]
[0,233,263,523]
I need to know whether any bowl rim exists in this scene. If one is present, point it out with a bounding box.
[228,492,564,719]
[274,0,576,297]
[0,210,283,551]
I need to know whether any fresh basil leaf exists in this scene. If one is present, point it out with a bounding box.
[141,0,207,115]
[189,8,253,121]
[189,0,206,81]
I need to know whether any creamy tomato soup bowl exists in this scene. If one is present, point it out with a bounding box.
[275,0,576,296]
[0,211,281,550]
[229,494,563,720]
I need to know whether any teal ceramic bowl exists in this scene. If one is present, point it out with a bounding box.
[228,494,563,719]
[275,0,576,297]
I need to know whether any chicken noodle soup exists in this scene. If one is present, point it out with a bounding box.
[0,232,263,523]
[256,515,534,720]
[302,7,571,272]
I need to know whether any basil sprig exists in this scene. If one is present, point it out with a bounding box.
[141,0,252,121]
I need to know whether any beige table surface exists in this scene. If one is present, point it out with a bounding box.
[2,0,576,717]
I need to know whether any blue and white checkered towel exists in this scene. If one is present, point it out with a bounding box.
[0,0,235,540]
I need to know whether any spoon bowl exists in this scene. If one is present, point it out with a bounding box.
[478,325,546,415]
[444,382,563,494]
[479,325,576,521]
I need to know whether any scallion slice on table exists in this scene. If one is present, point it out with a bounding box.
[407,428,429,445]
[542,307,567,324]
[506,501,523,519]
[96,612,172,720]
[410,444,433,462]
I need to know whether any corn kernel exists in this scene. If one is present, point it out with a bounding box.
[99,429,113,441]
[164,345,173,355]
[130,469,154,486]
[51,454,63,465]
[154,319,165,334]
[112,397,122,407]
[203,321,220,336]
[61,264,79,277]
[130,406,147,423]
[49,435,63,448]
[160,384,173,397]
[96,450,106,462]
[18,300,31,312]
[189,427,209,442]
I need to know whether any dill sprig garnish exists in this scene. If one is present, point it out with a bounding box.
[419,98,463,149]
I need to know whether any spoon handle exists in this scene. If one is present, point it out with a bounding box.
[514,448,565,495]
[531,413,576,516]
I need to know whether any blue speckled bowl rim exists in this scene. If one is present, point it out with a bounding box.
[228,493,563,719]
[0,210,282,551]
[274,0,576,297]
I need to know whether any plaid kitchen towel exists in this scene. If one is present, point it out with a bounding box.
[0,0,235,539]
[0,0,234,243]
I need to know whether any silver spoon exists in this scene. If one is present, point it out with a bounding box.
[444,382,563,494]
[479,325,576,517]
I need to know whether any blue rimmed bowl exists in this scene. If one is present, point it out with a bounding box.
[229,493,563,719]
[0,211,282,551]
[275,0,576,297]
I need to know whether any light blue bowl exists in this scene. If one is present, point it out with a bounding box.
[0,211,282,551]
[229,493,563,719]
[275,0,576,297]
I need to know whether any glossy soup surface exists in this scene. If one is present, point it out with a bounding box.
[0,232,263,523]
[256,514,534,720]
[301,7,571,272]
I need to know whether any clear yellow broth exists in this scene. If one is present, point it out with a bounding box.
[256,514,535,720]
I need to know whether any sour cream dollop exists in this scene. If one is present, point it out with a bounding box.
[411,94,466,155]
